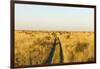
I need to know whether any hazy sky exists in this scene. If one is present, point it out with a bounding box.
[15,4,94,32]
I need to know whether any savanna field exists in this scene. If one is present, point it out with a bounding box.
[14,30,94,67]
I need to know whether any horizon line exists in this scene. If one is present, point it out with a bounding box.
[15,30,94,32]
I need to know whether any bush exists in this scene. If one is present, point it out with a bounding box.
[75,42,88,52]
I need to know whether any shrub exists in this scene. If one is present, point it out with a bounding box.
[75,42,88,52]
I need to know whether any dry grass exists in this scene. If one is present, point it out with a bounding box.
[14,30,94,67]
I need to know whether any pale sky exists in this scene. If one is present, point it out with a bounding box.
[15,4,94,32]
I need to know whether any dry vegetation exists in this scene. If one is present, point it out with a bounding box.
[14,30,94,67]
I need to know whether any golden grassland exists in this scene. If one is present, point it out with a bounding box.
[14,30,95,67]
